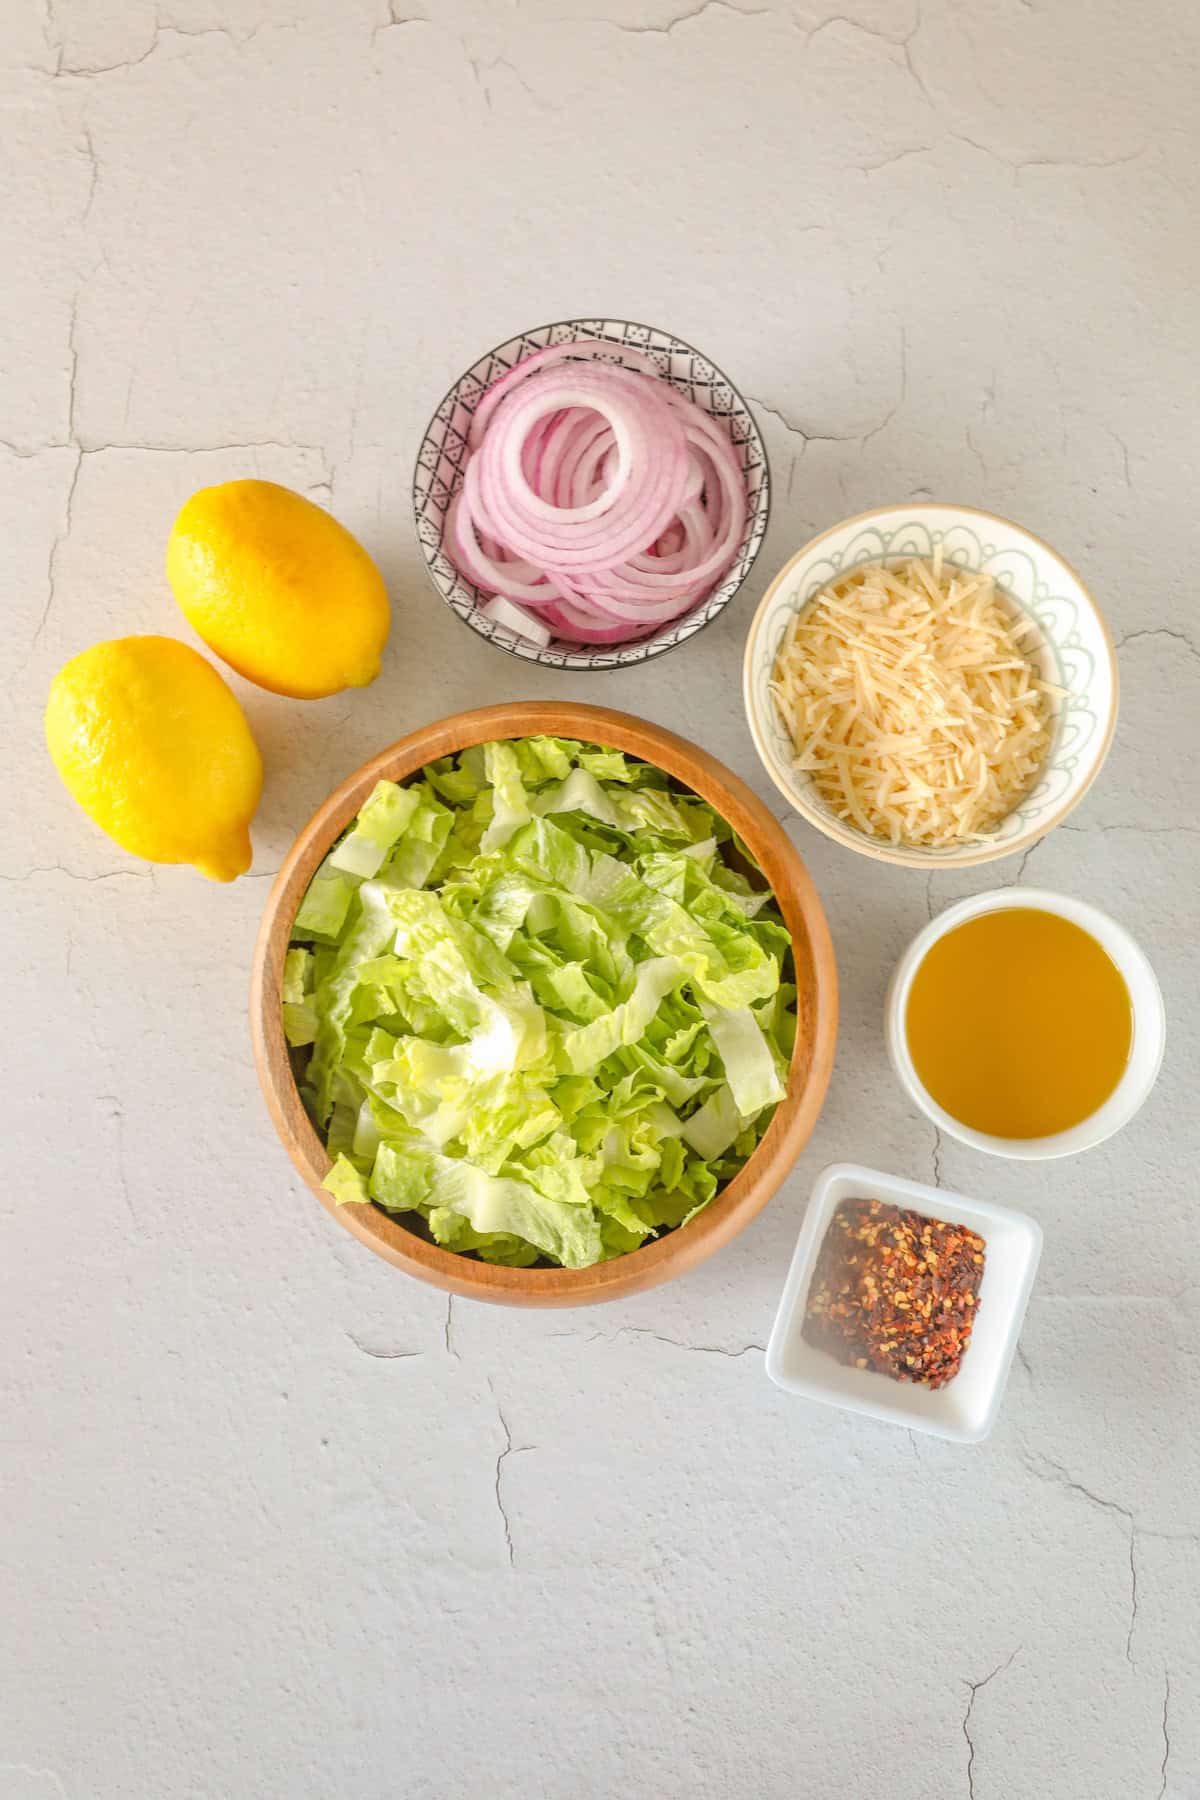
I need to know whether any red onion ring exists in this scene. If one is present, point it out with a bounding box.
[467,339,661,451]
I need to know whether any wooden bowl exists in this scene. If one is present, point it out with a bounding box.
[251,702,838,1307]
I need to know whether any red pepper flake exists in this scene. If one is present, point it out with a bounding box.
[802,1198,986,1389]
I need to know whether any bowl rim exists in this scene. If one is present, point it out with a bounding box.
[250,701,838,1307]
[883,886,1166,1160]
[742,500,1120,870]
[410,316,773,673]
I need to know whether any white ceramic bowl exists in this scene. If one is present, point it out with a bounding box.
[743,503,1119,869]
[885,888,1166,1160]
[412,318,771,673]
[766,1162,1042,1443]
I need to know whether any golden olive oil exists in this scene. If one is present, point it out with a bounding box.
[905,907,1132,1138]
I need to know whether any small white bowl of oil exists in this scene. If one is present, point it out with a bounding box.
[885,888,1165,1160]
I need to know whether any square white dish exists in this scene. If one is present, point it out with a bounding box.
[766,1162,1042,1443]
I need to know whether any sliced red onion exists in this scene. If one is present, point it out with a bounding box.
[482,369,687,554]
[542,601,661,644]
[482,595,552,647]
[449,492,562,606]
[445,345,749,650]
[467,339,661,451]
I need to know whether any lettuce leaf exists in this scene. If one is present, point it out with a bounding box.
[293,857,359,941]
[329,780,421,879]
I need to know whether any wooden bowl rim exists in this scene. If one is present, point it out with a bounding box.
[250,701,838,1307]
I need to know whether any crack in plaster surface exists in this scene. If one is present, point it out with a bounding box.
[1023,1454,1139,1664]
[489,1384,532,1567]
[346,1334,422,1360]
[961,1648,1019,1800]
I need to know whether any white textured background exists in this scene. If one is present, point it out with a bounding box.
[3,1,1199,1795]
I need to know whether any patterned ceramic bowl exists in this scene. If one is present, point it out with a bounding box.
[743,503,1118,869]
[412,318,771,672]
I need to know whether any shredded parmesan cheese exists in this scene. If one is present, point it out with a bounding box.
[770,557,1055,848]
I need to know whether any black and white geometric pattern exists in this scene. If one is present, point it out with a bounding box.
[412,318,772,672]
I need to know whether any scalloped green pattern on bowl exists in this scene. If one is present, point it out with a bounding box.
[743,505,1118,869]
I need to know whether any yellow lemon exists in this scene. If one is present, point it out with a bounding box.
[45,636,263,882]
[166,480,390,699]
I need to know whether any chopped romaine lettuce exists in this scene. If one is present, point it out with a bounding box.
[329,780,421,879]
[287,738,797,1268]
